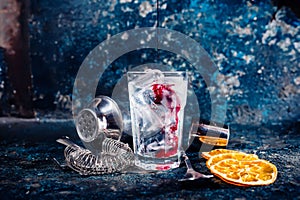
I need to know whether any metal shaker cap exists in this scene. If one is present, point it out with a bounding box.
[75,96,123,155]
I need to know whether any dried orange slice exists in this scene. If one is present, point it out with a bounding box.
[209,159,277,186]
[206,152,259,168]
[201,149,240,159]
[199,136,228,147]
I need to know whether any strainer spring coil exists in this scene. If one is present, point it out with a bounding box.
[57,137,134,175]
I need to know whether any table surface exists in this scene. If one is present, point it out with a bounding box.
[0,122,299,200]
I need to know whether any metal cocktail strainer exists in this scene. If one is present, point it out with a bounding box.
[57,96,134,175]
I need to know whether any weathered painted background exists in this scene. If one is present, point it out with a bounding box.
[0,0,299,125]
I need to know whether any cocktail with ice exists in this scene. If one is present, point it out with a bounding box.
[127,69,188,170]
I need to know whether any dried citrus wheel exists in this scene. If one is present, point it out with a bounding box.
[201,149,240,159]
[199,136,228,147]
[209,159,278,186]
[206,152,259,168]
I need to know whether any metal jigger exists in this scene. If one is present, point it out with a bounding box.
[75,96,123,156]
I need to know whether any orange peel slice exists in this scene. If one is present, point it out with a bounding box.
[199,136,228,147]
[209,158,277,186]
[201,149,240,159]
[206,152,259,168]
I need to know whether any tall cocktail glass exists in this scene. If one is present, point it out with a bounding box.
[127,69,188,170]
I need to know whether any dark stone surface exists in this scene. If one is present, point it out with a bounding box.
[0,121,299,199]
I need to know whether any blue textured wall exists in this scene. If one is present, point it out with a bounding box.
[1,0,299,124]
